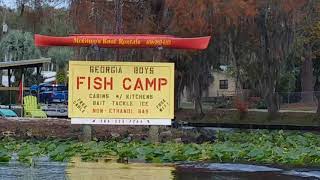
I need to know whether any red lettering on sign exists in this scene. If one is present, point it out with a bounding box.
[123,78,131,90]
[134,78,143,90]
[104,77,113,90]
[88,77,91,90]
[93,77,102,89]
[77,76,167,91]
[146,78,156,90]
[77,77,85,89]
[122,77,168,91]
[158,78,167,91]
[76,77,113,90]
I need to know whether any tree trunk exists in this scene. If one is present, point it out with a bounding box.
[195,97,204,115]
[149,126,159,143]
[301,48,314,104]
[317,98,320,114]
[314,78,320,114]
[82,125,92,142]
[194,82,204,116]
[174,75,181,112]
[266,92,279,119]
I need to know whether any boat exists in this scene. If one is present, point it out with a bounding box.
[34,34,211,50]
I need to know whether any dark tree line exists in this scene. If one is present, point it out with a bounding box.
[0,0,319,117]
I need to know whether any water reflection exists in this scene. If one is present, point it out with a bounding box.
[0,161,67,180]
[66,158,175,180]
[0,159,318,180]
[66,158,309,180]
[173,169,305,180]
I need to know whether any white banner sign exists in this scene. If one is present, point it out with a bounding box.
[71,118,172,125]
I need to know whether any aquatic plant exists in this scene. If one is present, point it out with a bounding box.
[1,130,320,166]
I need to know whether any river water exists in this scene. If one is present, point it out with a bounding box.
[0,158,320,180]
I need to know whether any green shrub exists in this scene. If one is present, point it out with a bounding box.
[56,70,66,85]
[212,97,233,108]
[256,100,268,109]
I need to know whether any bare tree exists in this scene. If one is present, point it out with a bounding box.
[255,1,298,117]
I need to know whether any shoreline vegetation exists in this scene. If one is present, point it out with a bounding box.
[1,130,320,167]
[176,109,320,127]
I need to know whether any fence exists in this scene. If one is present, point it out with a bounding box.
[203,91,319,111]
[278,91,319,111]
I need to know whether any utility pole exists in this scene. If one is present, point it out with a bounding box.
[149,47,163,143]
[114,0,123,61]
[81,0,124,142]
[1,3,8,39]
[0,3,7,88]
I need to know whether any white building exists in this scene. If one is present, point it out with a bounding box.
[181,66,237,102]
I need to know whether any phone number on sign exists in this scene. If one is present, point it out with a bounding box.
[71,118,171,125]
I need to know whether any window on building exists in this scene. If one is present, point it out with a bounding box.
[219,80,228,89]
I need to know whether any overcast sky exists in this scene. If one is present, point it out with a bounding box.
[1,0,68,9]
[1,0,16,8]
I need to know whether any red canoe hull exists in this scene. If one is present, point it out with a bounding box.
[34,34,211,50]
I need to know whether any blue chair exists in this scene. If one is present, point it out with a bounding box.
[0,109,18,118]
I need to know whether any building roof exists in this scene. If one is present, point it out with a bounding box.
[0,58,51,70]
[44,77,56,83]
[1,70,56,87]
[41,71,56,78]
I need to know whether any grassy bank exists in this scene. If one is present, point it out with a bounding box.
[1,130,320,167]
[176,109,320,126]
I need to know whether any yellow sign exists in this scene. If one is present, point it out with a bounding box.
[68,61,174,120]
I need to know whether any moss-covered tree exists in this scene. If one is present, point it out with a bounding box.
[0,30,41,87]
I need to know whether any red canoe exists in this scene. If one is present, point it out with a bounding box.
[34,34,211,50]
